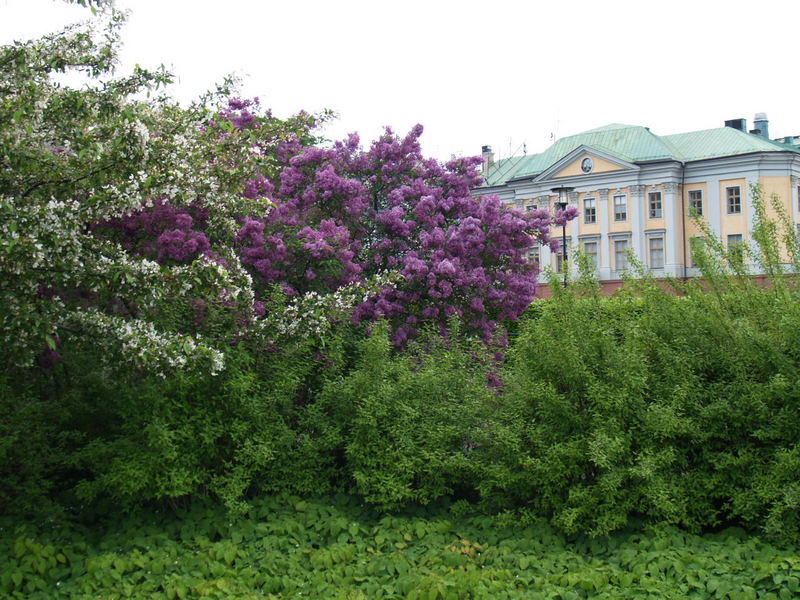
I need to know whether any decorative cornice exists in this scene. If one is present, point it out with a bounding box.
[608,231,633,239]
[599,188,609,201]
[630,185,646,195]
[662,182,678,193]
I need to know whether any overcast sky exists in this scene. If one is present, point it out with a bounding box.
[2,0,799,161]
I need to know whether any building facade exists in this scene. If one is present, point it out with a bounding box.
[476,116,800,290]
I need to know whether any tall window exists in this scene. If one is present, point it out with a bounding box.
[582,240,598,267]
[726,186,742,214]
[583,198,596,224]
[648,236,664,268]
[526,202,538,212]
[555,248,568,273]
[648,191,662,219]
[527,244,540,267]
[614,239,629,270]
[689,190,703,216]
[614,194,627,221]
[690,236,705,268]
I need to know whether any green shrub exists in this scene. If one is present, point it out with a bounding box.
[0,328,352,515]
[491,189,800,540]
[318,321,505,509]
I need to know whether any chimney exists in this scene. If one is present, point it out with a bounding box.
[754,112,769,138]
[725,118,746,132]
[481,145,494,174]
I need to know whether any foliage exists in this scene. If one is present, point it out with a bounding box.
[1,495,798,599]
[490,189,800,541]
[0,6,330,376]
[235,126,578,344]
[0,325,349,515]
[316,321,504,508]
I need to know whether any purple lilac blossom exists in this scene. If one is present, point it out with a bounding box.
[235,124,576,343]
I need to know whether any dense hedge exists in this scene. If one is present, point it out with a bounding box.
[4,207,800,544]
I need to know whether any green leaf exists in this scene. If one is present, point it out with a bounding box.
[45,335,57,351]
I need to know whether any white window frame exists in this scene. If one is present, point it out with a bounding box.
[613,194,627,222]
[688,189,703,217]
[644,229,666,270]
[553,237,571,273]
[647,236,664,269]
[726,186,742,215]
[609,233,631,272]
[648,191,663,219]
[527,244,540,267]
[689,235,706,268]
[583,197,596,224]
[579,234,601,269]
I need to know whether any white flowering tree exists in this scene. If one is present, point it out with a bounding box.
[0,4,363,376]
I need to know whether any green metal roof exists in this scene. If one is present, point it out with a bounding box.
[662,127,794,161]
[481,123,800,188]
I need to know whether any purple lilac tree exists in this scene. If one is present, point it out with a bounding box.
[236,124,577,344]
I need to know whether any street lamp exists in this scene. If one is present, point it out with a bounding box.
[551,186,574,287]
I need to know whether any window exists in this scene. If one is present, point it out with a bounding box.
[648,191,662,219]
[583,198,596,224]
[527,244,540,267]
[648,236,664,268]
[727,233,743,247]
[582,240,598,267]
[690,236,705,268]
[727,234,745,263]
[555,249,568,273]
[726,186,742,214]
[689,190,703,216]
[526,202,538,212]
[614,194,627,221]
[614,239,629,270]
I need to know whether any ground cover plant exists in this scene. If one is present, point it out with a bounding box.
[2,494,799,599]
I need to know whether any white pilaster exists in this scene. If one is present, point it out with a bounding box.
[598,188,611,280]
[663,182,682,275]
[630,185,646,265]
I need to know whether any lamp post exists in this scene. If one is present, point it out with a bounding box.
[551,186,574,288]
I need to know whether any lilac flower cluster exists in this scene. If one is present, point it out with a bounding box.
[95,104,575,347]
[218,97,259,131]
[236,125,574,344]
[97,198,211,264]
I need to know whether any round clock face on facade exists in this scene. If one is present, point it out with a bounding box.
[581,157,593,173]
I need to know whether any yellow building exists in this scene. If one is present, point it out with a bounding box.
[477,114,800,288]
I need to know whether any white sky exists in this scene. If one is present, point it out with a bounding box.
[2,0,799,161]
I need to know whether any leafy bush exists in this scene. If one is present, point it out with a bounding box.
[490,190,800,540]
[0,329,352,514]
[317,322,505,508]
